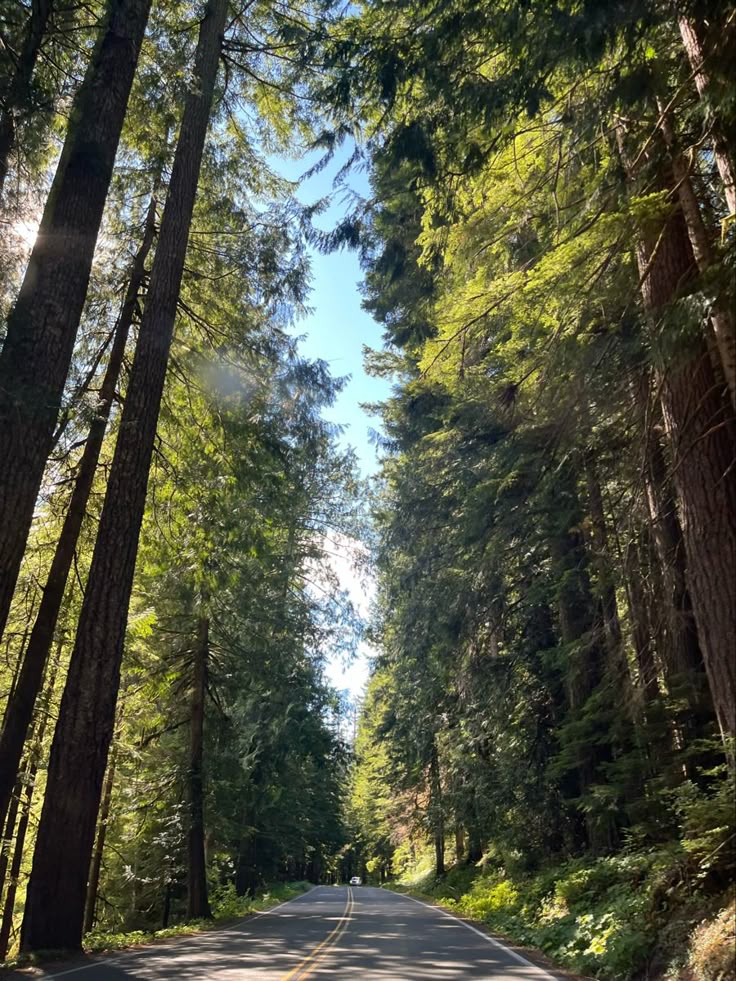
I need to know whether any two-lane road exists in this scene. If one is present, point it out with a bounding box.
[6,886,558,979]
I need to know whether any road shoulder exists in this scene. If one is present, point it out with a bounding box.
[2,884,317,978]
[385,887,597,981]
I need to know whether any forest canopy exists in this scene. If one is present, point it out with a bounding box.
[0,0,734,978]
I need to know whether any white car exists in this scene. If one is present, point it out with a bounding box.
[349,876,362,886]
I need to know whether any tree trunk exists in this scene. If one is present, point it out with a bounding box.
[0,778,31,960]
[0,0,53,199]
[0,0,152,641]
[678,16,736,216]
[466,828,482,864]
[642,417,709,694]
[187,615,211,920]
[658,104,736,406]
[548,463,616,852]
[161,881,172,929]
[0,784,22,898]
[0,192,157,831]
[429,740,445,876]
[2,616,32,720]
[582,451,631,699]
[20,0,228,952]
[0,644,59,957]
[623,533,660,705]
[634,179,736,744]
[454,823,464,864]
[83,740,118,935]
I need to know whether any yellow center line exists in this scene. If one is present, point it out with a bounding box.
[281,887,354,981]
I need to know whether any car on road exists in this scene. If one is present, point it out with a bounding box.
[349,876,362,886]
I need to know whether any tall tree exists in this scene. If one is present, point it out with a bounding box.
[20,0,229,951]
[0,187,158,830]
[0,0,53,198]
[187,611,211,920]
[0,0,152,639]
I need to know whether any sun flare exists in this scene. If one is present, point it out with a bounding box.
[12,218,40,249]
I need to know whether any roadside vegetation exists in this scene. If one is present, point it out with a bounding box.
[8,881,311,968]
[391,850,734,980]
[339,4,736,980]
[0,0,734,970]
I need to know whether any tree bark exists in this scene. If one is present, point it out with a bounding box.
[658,105,736,406]
[187,615,211,920]
[0,0,53,199]
[20,0,228,952]
[0,783,22,899]
[643,418,708,687]
[0,192,157,832]
[466,828,483,864]
[623,532,660,705]
[678,16,736,216]
[429,739,444,876]
[0,643,59,958]
[633,180,736,744]
[0,778,30,959]
[0,0,152,641]
[582,451,632,703]
[83,736,118,936]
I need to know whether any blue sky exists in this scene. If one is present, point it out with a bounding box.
[276,148,390,701]
[279,150,392,480]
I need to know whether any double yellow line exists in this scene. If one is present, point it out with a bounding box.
[282,887,354,980]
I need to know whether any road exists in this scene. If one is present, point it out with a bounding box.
[6,886,559,980]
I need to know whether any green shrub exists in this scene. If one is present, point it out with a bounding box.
[210,883,251,919]
[461,879,520,919]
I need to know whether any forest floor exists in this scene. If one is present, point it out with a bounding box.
[3,881,313,971]
[391,855,735,981]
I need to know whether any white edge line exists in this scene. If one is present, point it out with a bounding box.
[394,890,557,979]
[38,886,320,979]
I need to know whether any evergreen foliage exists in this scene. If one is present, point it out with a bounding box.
[0,0,734,974]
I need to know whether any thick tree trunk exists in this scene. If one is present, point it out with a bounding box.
[466,828,483,864]
[634,182,736,744]
[20,0,228,952]
[187,615,211,920]
[658,106,736,406]
[0,0,152,640]
[678,16,736,216]
[83,741,118,935]
[642,419,709,690]
[631,373,704,692]
[0,0,53,199]
[0,193,157,831]
[658,353,736,743]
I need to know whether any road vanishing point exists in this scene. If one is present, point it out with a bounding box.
[7,886,560,980]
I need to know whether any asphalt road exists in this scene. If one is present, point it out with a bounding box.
[6,886,559,980]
